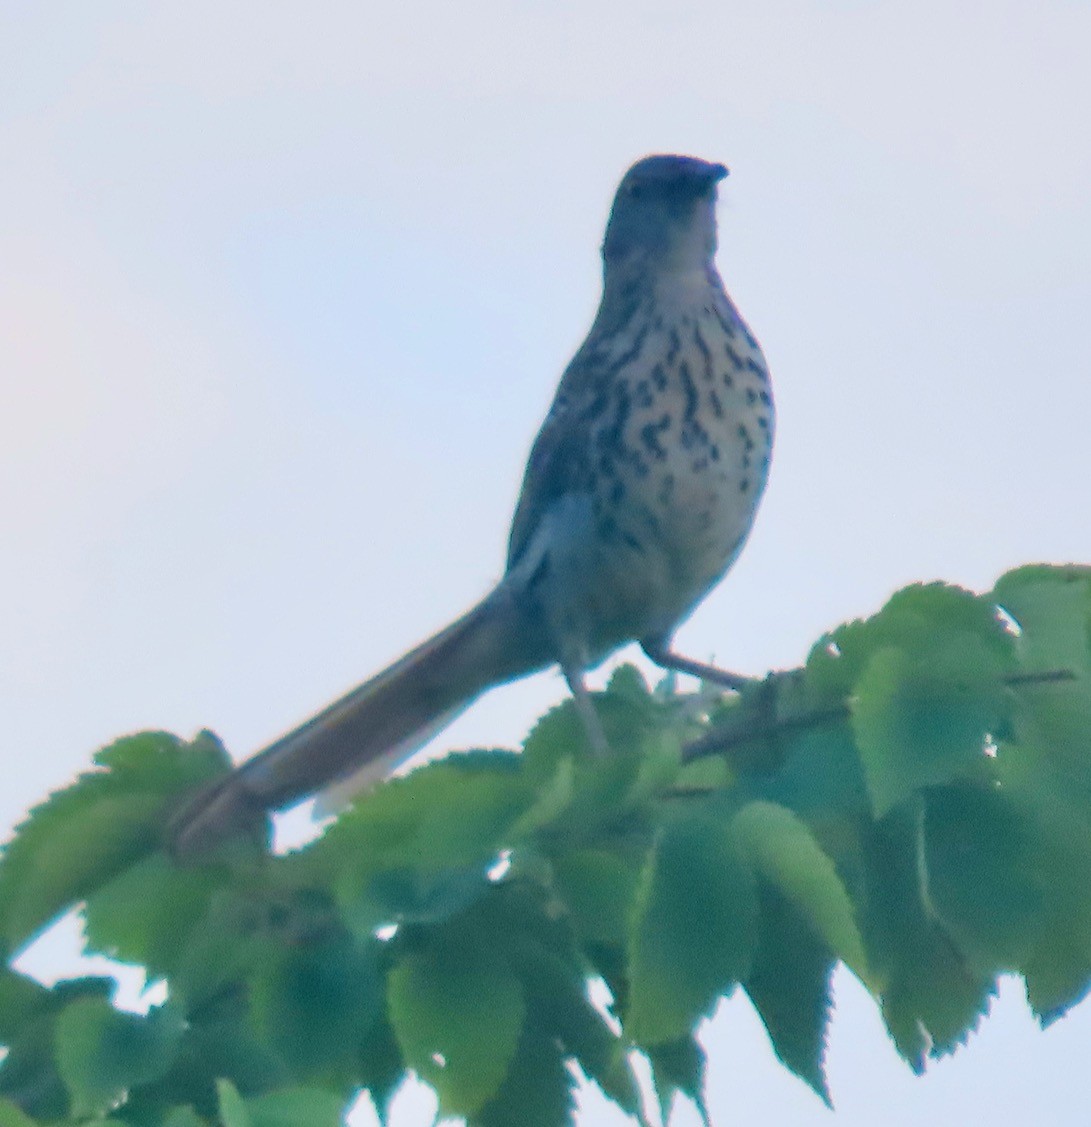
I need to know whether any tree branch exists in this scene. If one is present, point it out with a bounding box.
[681,668,1077,764]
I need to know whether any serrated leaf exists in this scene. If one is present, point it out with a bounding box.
[0,732,228,951]
[607,663,653,701]
[730,801,867,982]
[320,752,529,869]
[311,753,532,931]
[647,1038,709,1127]
[859,810,995,1068]
[509,758,575,838]
[54,998,184,1117]
[760,726,870,823]
[624,732,684,810]
[7,572,1091,1119]
[521,674,674,834]
[853,639,1006,816]
[472,1011,575,1127]
[83,854,224,974]
[808,582,1012,697]
[743,886,834,1104]
[511,941,639,1118]
[626,815,757,1045]
[998,757,1091,1021]
[881,939,997,1068]
[992,565,1091,672]
[521,699,595,781]
[388,943,524,1117]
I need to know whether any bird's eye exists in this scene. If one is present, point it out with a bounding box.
[628,183,644,199]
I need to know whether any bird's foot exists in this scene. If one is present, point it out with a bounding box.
[641,640,753,691]
[563,664,610,756]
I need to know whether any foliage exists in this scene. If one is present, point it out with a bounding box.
[1,566,1091,1125]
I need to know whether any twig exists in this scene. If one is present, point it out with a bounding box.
[682,702,848,763]
[1003,669,1077,686]
[681,668,1077,764]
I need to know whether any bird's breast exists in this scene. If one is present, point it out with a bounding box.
[587,295,775,601]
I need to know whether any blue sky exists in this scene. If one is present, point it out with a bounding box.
[2,2,1091,1123]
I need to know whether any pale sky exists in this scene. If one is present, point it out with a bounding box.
[3,2,1091,1124]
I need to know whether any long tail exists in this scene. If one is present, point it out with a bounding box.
[170,586,550,855]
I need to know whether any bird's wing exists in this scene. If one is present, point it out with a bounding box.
[506,278,658,571]
[505,355,606,571]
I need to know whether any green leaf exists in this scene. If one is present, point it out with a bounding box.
[83,854,224,974]
[759,726,870,824]
[979,675,1091,1017]
[992,565,1091,672]
[249,932,382,1076]
[647,1037,709,1127]
[161,1107,207,1127]
[551,848,643,947]
[7,569,1091,1118]
[730,801,867,982]
[808,582,1012,697]
[1006,672,1091,808]
[0,1097,40,1127]
[510,941,639,1118]
[743,886,834,1104]
[244,1087,347,1127]
[0,732,229,951]
[317,752,529,871]
[165,889,272,1011]
[859,811,995,1068]
[1002,765,1091,1021]
[356,1017,405,1122]
[0,967,50,1042]
[54,998,184,1117]
[520,672,676,833]
[0,978,113,1120]
[472,1011,575,1127]
[881,938,996,1069]
[182,1018,291,1098]
[853,639,1007,816]
[351,866,489,931]
[217,1079,251,1127]
[626,814,757,1045]
[923,783,1043,972]
[606,662,653,700]
[311,753,531,931]
[388,943,525,1117]
[509,758,575,838]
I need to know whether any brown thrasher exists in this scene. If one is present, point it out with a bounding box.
[172,154,774,853]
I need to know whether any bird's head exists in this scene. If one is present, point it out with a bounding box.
[602,154,728,275]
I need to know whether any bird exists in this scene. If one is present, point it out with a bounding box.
[170,154,775,854]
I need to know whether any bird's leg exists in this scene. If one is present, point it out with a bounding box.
[562,663,610,756]
[641,638,753,692]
